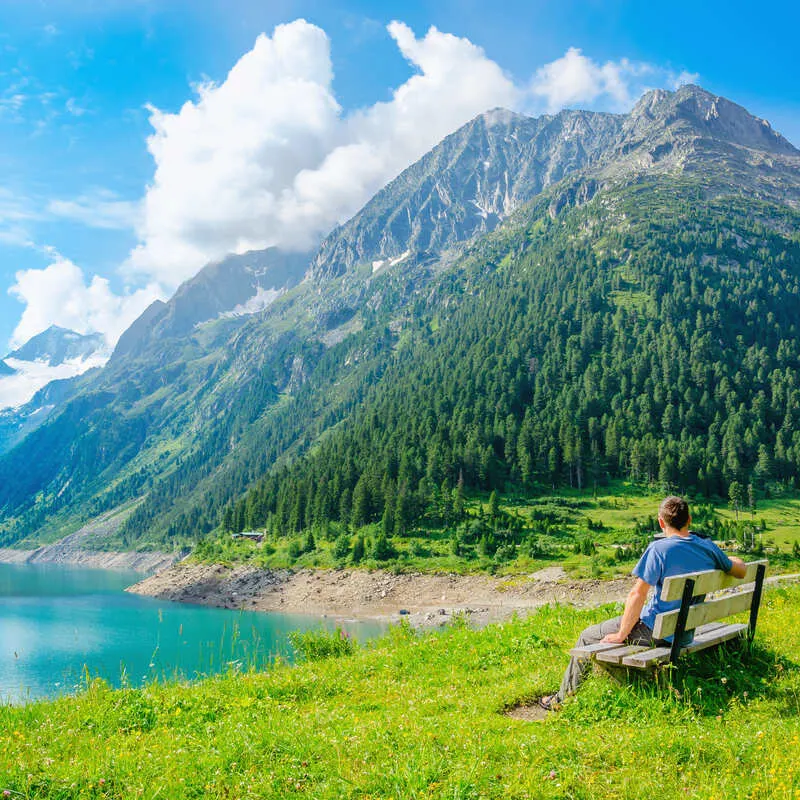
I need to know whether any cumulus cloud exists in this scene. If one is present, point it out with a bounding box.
[529,47,675,112]
[8,254,164,349]
[125,21,694,289]
[125,19,518,287]
[126,20,341,285]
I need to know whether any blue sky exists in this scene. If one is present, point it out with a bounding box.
[0,0,798,355]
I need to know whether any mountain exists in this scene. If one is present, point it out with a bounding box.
[5,326,107,366]
[112,247,311,361]
[310,107,624,281]
[0,84,798,550]
[0,326,108,427]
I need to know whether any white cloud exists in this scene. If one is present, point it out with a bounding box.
[126,19,341,286]
[0,354,106,410]
[8,254,164,349]
[47,189,140,230]
[529,47,690,113]
[125,19,518,287]
[65,97,87,117]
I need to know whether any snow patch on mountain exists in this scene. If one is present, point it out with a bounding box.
[219,286,283,319]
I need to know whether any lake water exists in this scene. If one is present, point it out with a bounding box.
[0,562,385,704]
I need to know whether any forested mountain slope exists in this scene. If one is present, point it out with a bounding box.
[0,84,798,549]
[221,180,800,538]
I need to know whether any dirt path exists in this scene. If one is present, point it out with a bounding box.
[128,562,635,628]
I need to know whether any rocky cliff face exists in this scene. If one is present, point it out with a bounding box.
[111,248,312,361]
[309,108,624,281]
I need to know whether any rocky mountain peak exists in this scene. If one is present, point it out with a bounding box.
[309,105,623,281]
[627,84,798,156]
[5,326,107,367]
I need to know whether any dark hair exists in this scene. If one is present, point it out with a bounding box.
[659,496,690,530]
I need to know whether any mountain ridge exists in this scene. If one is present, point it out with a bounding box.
[0,84,798,549]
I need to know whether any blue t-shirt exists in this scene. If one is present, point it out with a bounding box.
[633,534,733,640]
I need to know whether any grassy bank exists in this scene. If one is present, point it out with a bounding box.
[2,584,799,799]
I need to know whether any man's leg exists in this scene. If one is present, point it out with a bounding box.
[555,616,624,703]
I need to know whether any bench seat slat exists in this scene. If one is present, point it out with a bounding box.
[570,622,730,660]
[694,622,728,635]
[595,645,649,665]
[569,642,623,658]
[661,559,768,601]
[621,647,672,669]
[621,623,748,669]
[653,589,754,640]
[683,623,748,655]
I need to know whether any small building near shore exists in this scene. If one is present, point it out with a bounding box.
[231,531,264,543]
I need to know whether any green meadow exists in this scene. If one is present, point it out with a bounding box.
[2,584,799,799]
[194,482,800,580]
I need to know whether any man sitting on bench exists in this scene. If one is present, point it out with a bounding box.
[540,495,747,711]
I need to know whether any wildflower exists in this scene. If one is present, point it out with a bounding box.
[720,677,727,684]
[548,771,557,780]
[3,791,11,797]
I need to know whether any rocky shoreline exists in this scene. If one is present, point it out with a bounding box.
[0,504,181,574]
[128,562,635,628]
[0,545,179,573]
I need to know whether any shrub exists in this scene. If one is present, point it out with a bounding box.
[287,540,302,560]
[333,533,351,560]
[372,532,397,561]
[352,535,365,563]
[288,627,356,662]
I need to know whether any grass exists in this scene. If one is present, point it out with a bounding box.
[2,584,799,799]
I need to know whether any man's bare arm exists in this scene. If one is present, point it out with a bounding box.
[601,578,651,644]
[727,556,747,580]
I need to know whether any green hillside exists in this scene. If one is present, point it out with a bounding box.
[213,179,800,557]
[1,86,799,556]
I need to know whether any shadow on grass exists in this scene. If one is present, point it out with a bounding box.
[553,639,799,724]
[663,638,800,717]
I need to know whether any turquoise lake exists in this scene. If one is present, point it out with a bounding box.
[0,562,385,704]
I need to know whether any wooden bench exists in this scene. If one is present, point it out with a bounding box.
[571,560,768,671]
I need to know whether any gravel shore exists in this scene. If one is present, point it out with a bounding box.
[128,562,634,629]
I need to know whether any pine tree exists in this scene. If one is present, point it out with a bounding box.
[351,535,365,563]
[729,481,744,521]
[333,533,351,561]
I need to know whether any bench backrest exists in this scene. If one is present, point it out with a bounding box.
[652,559,768,641]
[661,559,768,601]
